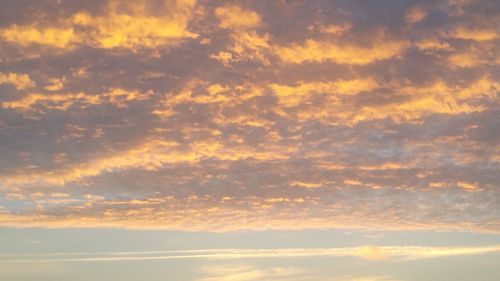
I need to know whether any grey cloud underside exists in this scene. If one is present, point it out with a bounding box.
[0,0,498,232]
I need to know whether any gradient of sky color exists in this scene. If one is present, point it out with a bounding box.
[0,0,499,280]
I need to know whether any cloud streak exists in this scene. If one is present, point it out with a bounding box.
[2,245,499,263]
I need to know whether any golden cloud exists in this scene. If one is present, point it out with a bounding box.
[278,76,498,124]
[0,135,292,187]
[0,26,76,48]
[1,88,152,112]
[0,72,35,90]
[0,0,197,50]
[0,0,498,236]
[270,78,380,107]
[449,26,498,41]
[215,4,261,29]
[274,32,408,65]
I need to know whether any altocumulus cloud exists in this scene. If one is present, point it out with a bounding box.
[0,0,498,233]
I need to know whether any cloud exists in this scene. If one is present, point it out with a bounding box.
[215,4,261,30]
[2,245,499,263]
[71,0,198,49]
[1,88,152,112]
[270,78,379,107]
[43,78,65,91]
[273,31,408,65]
[449,27,498,41]
[0,0,197,50]
[0,26,76,48]
[337,277,402,281]
[320,24,352,35]
[211,4,270,64]
[0,183,498,232]
[197,265,303,281]
[0,137,291,187]
[269,76,498,124]
[0,0,498,234]
[415,38,452,51]
[0,72,35,90]
[405,6,427,24]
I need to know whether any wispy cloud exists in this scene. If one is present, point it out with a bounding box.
[2,245,499,263]
[196,264,304,281]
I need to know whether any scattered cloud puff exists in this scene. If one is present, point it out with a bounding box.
[0,72,35,90]
[405,6,427,25]
[0,0,498,233]
[215,4,261,30]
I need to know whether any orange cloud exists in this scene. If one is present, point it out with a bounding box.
[415,38,452,52]
[0,0,498,236]
[447,50,490,68]
[43,78,65,91]
[0,26,76,48]
[274,32,408,65]
[72,0,197,49]
[321,23,352,35]
[215,4,261,29]
[0,135,292,187]
[405,6,427,24]
[289,181,323,188]
[270,78,380,107]
[449,27,498,41]
[457,181,479,191]
[0,0,197,50]
[1,88,152,112]
[284,76,498,124]
[0,72,35,90]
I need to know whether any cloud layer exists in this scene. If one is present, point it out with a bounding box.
[0,0,498,233]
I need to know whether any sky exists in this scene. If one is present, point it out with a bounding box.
[0,0,499,280]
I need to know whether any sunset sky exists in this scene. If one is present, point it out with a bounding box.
[0,0,499,280]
